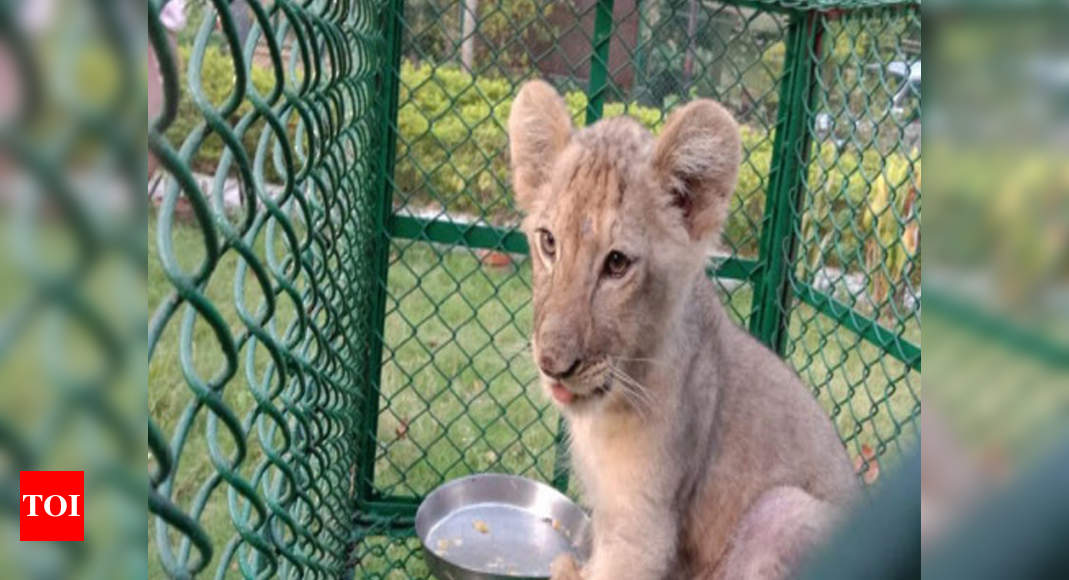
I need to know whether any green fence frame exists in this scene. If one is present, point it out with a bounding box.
[749,9,822,353]
[351,0,920,525]
[358,0,408,505]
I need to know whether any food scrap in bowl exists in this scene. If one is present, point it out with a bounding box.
[473,519,490,534]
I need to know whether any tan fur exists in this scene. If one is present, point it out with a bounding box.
[508,80,859,580]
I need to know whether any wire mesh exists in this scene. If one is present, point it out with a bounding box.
[147,0,388,577]
[146,0,920,578]
[786,5,921,478]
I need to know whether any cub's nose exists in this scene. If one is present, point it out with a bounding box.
[539,353,581,380]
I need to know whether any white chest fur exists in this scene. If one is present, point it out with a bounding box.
[567,411,669,515]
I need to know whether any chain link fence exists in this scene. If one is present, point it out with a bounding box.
[146,0,920,577]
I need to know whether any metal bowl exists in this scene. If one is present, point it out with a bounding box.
[415,473,592,580]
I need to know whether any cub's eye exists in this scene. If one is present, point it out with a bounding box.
[604,251,632,278]
[538,229,556,260]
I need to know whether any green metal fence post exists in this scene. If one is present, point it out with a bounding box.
[356,0,407,503]
[749,10,822,354]
[585,0,617,123]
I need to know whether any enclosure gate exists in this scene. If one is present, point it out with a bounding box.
[147,0,921,578]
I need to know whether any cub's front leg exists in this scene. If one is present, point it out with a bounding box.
[553,505,676,580]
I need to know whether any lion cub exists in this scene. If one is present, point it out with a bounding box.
[507,81,858,580]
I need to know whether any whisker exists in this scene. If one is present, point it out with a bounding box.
[615,369,656,412]
[622,384,655,416]
[610,364,648,392]
[608,365,655,418]
[610,355,671,367]
[624,389,654,420]
[611,381,648,418]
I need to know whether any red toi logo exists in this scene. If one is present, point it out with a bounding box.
[19,471,84,541]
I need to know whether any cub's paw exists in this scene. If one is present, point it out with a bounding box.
[550,553,583,580]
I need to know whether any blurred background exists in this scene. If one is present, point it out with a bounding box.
[0,0,1065,578]
[919,3,1069,577]
[0,0,147,577]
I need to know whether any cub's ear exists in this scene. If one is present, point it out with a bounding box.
[652,100,741,242]
[508,80,573,211]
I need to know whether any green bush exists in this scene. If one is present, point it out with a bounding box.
[393,62,673,218]
[803,140,918,273]
[167,55,920,267]
[163,44,277,176]
[394,61,515,216]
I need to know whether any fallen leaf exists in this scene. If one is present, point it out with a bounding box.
[853,444,880,485]
[479,250,512,269]
[395,417,409,440]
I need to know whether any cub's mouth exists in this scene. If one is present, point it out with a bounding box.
[549,379,611,405]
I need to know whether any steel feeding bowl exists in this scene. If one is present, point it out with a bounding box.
[415,473,592,580]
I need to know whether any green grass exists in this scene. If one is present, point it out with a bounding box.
[149,220,919,578]
[373,240,548,499]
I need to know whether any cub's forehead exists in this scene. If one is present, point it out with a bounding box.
[543,117,653,210]
[533,119,654,245]
[573,116,653,169]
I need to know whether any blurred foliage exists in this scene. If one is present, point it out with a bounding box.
[927,143,1068,313]
[0,0,146,578]
[923,8,1068,521]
